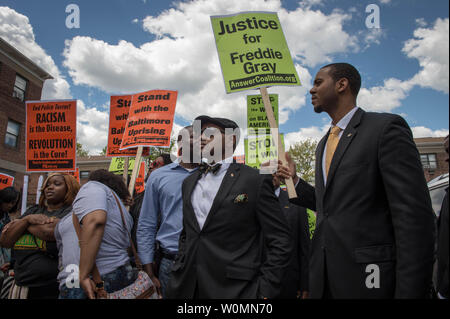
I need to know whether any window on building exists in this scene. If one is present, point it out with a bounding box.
[4,120,21,148]
[80,171,90,179]
[13,74,27,101]
[420,154,437,169]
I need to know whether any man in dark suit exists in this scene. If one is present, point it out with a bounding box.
[277,63,436,298]
[166,116,291,299]
[435,135,449,299]
[272,172,310,299]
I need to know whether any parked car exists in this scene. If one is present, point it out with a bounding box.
[428,173,449,218]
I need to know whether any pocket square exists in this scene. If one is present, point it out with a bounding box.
[234,194,248,204]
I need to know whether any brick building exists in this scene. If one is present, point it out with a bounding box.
[77,155,145,187]
[0,37,53,209]
[415,137,449,182]
[77,155,111,185]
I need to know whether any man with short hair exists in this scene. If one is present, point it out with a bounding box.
[129,153,173,249]
[137,125,198,298]
[278,63,436,298]
[166,116,291,299]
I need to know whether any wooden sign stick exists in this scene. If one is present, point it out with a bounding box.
[123,157,129,185]
[127,146,143,199]
[260,87,298,199]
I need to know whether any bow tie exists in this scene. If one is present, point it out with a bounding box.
[199,162,222,176]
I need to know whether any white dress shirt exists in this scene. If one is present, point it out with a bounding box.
[322,107,358,185]
[191,159,231,230]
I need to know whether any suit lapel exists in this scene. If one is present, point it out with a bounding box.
[325,108,364,190]
[201,163,240,231]
[184,169,203,233]
[316,134,327,193]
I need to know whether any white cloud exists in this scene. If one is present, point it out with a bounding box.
[411,126,449,138]
[357,78,413,112]
[76,99,186,155]
[403,18,449,93]
[76,100,109,154]
[299,0,324,9]
[0,6,71,99]
[284,125,329,150]
[361,28,385,50]
[0,7,118,155]
[379,0,391,4]
[415,18,427,28]
[62,0,357,131]
[358,18,449,112]
[280,6,358,67]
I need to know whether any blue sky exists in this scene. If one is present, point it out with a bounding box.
[0,0,448,154]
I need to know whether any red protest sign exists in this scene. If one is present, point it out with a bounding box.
[120,90,177,150]
[68,168,80,183]
[107,95,139,157]
[134,161,146,194]
[0,173,14,190]
[26,100,77,172]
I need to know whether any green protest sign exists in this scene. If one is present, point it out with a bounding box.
[307,209,316,239]
[109,157,136,174]
[244,134,285,169]
[247,94,278,134]
[211,11,301,93]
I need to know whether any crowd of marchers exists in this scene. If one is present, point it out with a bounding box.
[0,63,448,300]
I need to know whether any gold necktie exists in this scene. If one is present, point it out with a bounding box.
[325,126,342,177]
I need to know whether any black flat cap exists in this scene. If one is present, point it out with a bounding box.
[194,115,240,147]
[194,115,239,131]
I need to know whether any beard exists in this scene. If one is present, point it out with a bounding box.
[313,105,324,113]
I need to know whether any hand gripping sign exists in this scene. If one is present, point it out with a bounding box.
[26,100,77,172]
[211,12,301,199]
